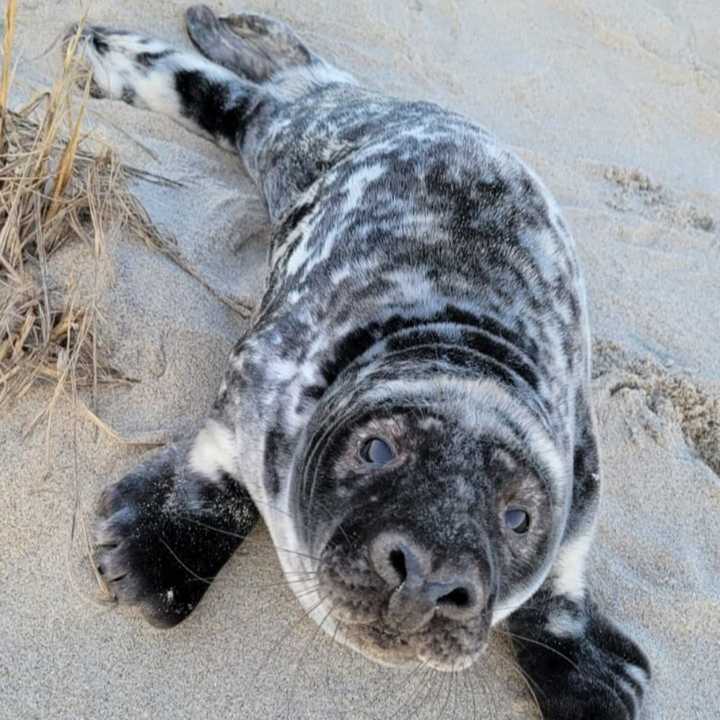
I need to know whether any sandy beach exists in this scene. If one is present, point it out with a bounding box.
[2,1,718,718]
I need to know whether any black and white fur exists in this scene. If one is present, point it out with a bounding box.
[80,6,650,718]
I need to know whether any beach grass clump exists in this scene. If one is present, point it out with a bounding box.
[0,1,166,414]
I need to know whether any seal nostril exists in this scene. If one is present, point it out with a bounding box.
[439,587,470,608]
[389,548,407,582]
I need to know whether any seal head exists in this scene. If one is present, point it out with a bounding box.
[292,359,565,670]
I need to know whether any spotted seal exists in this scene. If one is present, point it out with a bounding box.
[78,5,650,717]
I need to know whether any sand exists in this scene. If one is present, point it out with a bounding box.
[1,1,718,718]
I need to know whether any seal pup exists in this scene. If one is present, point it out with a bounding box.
[79,6,650,717]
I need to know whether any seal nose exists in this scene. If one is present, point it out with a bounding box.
[369,533,482,633]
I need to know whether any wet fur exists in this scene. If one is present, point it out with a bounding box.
[79,6,650,718]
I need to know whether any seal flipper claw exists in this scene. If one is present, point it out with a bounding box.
[94,442,258,627]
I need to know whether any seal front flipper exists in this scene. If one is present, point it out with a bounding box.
[94,432,258,627]
[507,588,650,719]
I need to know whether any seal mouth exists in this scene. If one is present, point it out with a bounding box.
[330,612,487,672]
[335,620,428,668]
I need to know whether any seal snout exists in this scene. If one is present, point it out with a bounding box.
[369,532,483,633]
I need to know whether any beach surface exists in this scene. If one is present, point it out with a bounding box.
[1,1,718,718]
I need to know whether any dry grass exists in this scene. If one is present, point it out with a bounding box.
[0,2,172,426]
[0,2,252,601]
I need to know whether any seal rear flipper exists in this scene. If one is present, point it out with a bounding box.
[94,442,258,628]
[185,5,315,83]
[70,22,276,152]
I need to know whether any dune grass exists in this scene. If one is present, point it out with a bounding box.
[0,2,171,430]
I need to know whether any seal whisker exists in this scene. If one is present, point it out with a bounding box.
[355,655,427,720]
[489,644,544,720]
[452,669,461,720]
[253,592,329,689]
[414,664,439,719]
[461,665,479,720]
[385,659,431,720]
[496,628,580,673]
[283,599,338,720]
[235,576,322,593]
[178,515,324,562]
[437,669,454,720]
[157,536,213,585]
[478,663,500,720]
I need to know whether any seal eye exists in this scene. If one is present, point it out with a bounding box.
[505,507,530,534]
[360,438,395,466]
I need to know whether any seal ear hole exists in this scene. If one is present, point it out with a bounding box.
[389,548,407,582]
[359,437,395,466]
[505,507,531,534]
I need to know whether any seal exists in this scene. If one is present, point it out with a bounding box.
[78,6,650,717]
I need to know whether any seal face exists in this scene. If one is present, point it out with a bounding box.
[79,6,650,717]
[304,397,555,669]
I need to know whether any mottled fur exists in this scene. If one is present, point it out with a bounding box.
[79,6,649,718]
